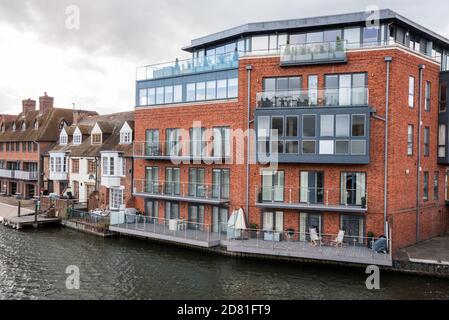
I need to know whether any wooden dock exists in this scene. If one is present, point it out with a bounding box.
[3,215,61,230]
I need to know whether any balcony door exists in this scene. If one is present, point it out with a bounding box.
[341,215,365,244]
[188,204,205,231]
[145,129,159,156]
[341,172,366,206]
[213,207,229,234]
[165,168,180,195]
[166,129,182,157]
[261,170,284,202]
[145,167,159,193]
[300,171,324,204]
[262,211,284,232]
[189,168,205,198]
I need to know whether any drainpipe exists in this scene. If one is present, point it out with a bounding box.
[384,57,393,237]
[416,64,425,243]
[246,65,253,224]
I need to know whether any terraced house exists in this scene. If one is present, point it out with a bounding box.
[110,9,449,266]
[0,93,82,199]
[46,111,134,211]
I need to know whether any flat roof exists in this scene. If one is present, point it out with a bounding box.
[182,9,449,52]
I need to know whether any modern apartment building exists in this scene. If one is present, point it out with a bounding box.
[0,93,84,199]
[122,9,449,263]
[46,111,134,211]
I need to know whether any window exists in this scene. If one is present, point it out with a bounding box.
[72,159,80,174]
[251,35,269,52]
[188,204,205,230]
[341,215,365,243]
[341,172,366,206]
[156,87,164,104]
[145,129,159,156]
[286,116,298,137]
[227,78,238,98]
[302,115,316,137]
[424,127,430,157]
[73,133,82,145]
[319,140,334,155]
[165,168,180,195]
[189,168,205,198]
[22,122,26,131]
[145,200,159,222]
[60,133,68,145]
[440,82,447,112]
[88,160,96,175]
[320,115,334,137]
[196,82,206,101]
[409,76,415,108]
[164,86,173,104]
[92,134,101,144]
[336,114,350,137]
[173,85,182,103]
[439,124,446,158]
[165,201,179,220]
[12,123,16,132]
[261,170,284,202]
[300,171,324,204]
[324,73,367,106]
[423,172,429,201]
[110,188,124,210]
[148,88,156,105]
[363,26,379,45]
[186,83,196,102]
[166,128,181,156]
[206,81,216,100]
[302,141,316,155]
[120,131,132,144]
[213,127,231,158]
[145,167,159,193]
[139,88,148,106]
[335,140,350,154]
[34,121,38,130]
[213,207,229,234]
[351,141,366,155]
[217,80,227,99]
[408,125,414,156]
[434,172,439,201]
[425,81,431,111]
[344,27,361,49]
[308,75,318,105]
[212,169,230,199]
[190,127,206,158]
[15,142,19,152]
[352,115,365,137]
[263,211,284,232]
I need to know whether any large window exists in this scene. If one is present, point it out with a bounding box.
[145,167,159,193]
[212,127,231,158]
[439,124,446,158]
[425,81,431,111]
[409,76,415,108]
[424,127,430,157]
[166,129,182,157]
[190,127,206,158]
[341,215,365,244]
[324,73,367,106]
[189,168,205,198]
[213,207,229,234]
[408,125,414,156]
[341,172,366,206]
[423,172,429,201]
[263,211,284,233]
[145,200,159,222]
[212,169,230,199]
[165,201,179,220]
[300,171,324,204]
[145,129,159,156]
[440,82,447,112]
[261,170,284,202]
[188,204,205,230]
[110,188,124,211]
[263,77,301,108]
[165,168,180,195]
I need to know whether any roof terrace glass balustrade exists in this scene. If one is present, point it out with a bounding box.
[256,87,369,109]
[280,41,348,65]
[137,51,240,81]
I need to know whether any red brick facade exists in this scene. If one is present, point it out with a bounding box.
[134,47,448,253]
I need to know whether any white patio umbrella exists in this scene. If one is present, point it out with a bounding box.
[235,208,247,230]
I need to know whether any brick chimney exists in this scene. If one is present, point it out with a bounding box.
[39,92,54,113]
[22,99,36,114]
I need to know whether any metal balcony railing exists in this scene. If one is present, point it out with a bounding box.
[134,180,230,204]
[256,87,369,109]
[133,140,231,160]
[255,186,368,212]
[137,51,240,81]
[0,169,38,180]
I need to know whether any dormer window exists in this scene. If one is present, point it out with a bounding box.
[92,134,102,144]
[119,122,133,145]
[12,123,16,132]
[34,120,39,130]
[22,122,26,131]
[0,124,4,133]
[73,133,82,145]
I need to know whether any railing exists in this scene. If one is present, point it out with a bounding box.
[133,140,230,160]
[134,180,229,202]
[49,171,68,181]
[256,87,369,109]
[67,208,110,231]
[0,169,38,180]
[256,186,368,209]
[137,51,240,81]
[110,213,227,243]
[280,41,347,65]
[227,227,390,263]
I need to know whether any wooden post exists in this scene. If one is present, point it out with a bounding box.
[17,200,21,217]
[34,200,38,228]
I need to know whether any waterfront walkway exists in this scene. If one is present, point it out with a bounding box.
[0,201,33,222]
[396,234,449,265]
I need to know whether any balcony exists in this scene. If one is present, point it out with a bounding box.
[49,171,68,181]
[133,180,230,205]
[256,87,369,109]
[0,169,38,181]
[280,41,347,66]
[255,186,368,213]
[109,213,223,248]
[137,51,240,81]
[133,141,230,162]
[101,176,122,188]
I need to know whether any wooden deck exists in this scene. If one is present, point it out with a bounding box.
[227,238,393,266]
[3,215,61,230]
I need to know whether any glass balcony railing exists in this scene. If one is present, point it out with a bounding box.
[280,41,347,65]
[256,87,369,109]
[137,51,240,81]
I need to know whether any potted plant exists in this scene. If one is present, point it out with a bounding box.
[249,223,259,239]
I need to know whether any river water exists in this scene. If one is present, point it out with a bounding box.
[0,225,448,300]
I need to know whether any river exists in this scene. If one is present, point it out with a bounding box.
[0,225,448,300]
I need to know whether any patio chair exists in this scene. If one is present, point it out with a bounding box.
[309,228,321,246]
[331,230,345,247]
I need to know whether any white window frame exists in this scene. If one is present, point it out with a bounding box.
[110,187,124,211]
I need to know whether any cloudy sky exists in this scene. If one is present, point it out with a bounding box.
[0,0,448,115]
